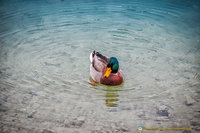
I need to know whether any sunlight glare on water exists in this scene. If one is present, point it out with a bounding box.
[0,0,200,132]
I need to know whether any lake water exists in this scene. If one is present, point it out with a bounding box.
[0,0,200,132]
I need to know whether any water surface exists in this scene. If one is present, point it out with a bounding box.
[0,0,200,132]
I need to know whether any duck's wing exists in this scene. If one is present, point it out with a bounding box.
[90,51,109,83]
[90,64,101,82]
[90,51,109,72]
[96,52,109,63]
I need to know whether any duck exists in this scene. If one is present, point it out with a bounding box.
[90,51,124,86]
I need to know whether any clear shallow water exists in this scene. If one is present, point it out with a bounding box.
[0,0,200,132]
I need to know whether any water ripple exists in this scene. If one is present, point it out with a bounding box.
[0,0,199,131]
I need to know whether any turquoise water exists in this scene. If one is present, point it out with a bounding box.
[0,0,200,132]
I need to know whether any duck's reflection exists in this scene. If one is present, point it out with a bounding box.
[105,89,119,107]
[89,78,123,107]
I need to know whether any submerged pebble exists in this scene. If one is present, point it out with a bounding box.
[65,118,85,128]
[190,120,200,130]
[42,129,54,133]
[185,95,195,106]
[27,115,33,118]
[116,127,129,132]
[182,130,192,133]
[157,105,169,117]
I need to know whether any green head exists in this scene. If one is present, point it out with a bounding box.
[104,57,119,78]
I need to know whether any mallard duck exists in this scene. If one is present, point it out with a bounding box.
[90,51,124,86]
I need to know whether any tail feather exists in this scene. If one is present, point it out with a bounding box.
[90,50,95,63]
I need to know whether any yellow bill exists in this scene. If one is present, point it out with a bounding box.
[104,67,112,78]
